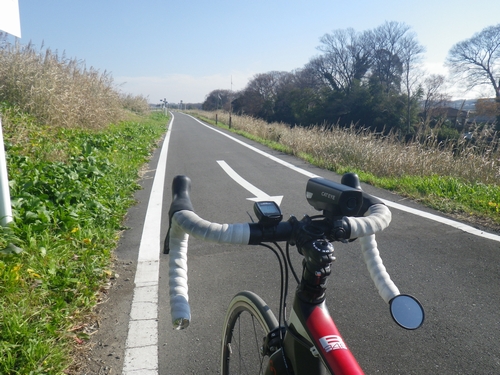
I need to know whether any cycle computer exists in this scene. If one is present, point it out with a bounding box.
[253,201,283,226]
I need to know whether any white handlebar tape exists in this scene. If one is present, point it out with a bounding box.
[174,210,251,244]
[346,204,399,303]
[359,234,400,303]
[168,210,251,329]
[168,220,191,329]
[169,204,396,329]
[346,204,392,238]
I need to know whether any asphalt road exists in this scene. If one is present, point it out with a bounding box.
[84,112,500,375]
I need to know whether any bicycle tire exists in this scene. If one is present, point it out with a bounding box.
[221,291,279,375]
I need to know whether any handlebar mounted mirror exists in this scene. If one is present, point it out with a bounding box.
[389,294,425,330]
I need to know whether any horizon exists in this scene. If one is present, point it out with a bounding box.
[5,0,500,104]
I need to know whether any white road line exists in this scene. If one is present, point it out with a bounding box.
[379,199,500,242]
[217,160,283,204]
[187,114,500,243]
[189,115,320,178]
[122,114,174,375]
[124,112,498,373]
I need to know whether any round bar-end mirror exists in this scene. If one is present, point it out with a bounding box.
[389,294,425,330]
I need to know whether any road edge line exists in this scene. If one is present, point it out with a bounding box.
[187,113,500,243]
[122,114,174,374]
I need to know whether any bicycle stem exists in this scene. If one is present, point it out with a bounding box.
[295,223,337,304]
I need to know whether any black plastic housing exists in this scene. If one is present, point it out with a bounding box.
[305,178,363,218]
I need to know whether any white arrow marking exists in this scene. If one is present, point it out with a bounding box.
[217,160,283,205]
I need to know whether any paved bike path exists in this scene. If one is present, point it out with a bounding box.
[82,112,500,374]
[157,113,500,374]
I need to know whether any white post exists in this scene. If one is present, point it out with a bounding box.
[0,117,13,226]
[0,0,20,226]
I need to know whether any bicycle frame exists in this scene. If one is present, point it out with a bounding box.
[166,175,424,374]
[264,290,363,375]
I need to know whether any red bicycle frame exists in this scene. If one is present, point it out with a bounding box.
[265,296,364,375]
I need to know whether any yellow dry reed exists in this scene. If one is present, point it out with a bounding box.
[194,110,499,185]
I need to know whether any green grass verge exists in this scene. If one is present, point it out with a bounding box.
[195,114,500,229]
[0,112,169,374]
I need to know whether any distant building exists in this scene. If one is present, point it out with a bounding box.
[421,99,497,129]
[426,107,470,129]
[467,113,497,126]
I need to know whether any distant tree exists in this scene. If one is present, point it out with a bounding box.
[399,33,425,132]
[475,98,499,123]
[419,74,451,136]
[421,74,450,123]
[285,67,325,124]
[369,22,408,94]
[258,67,323,125]
[312,28,371,93]
[232,71,291,121]
[369,22,425,132]
[446,23,500,128]
[369,48,403,94]
[299,22,422,132]
[203,22,424,133]
[202,89,231,111]
[229,91,244,114]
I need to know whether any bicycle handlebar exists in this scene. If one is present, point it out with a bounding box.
[166,175,399,330]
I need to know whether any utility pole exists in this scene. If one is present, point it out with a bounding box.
[229,76,233,129]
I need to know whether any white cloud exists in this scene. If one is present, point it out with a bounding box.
[115,72,252,104]
[422,61,448,76]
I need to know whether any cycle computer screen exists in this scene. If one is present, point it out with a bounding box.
[253,201,282,226]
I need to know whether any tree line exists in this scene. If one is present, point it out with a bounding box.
[203,22,500,134]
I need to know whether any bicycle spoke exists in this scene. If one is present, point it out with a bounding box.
[221,292,279,375]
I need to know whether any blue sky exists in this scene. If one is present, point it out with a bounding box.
[5,0,500,104]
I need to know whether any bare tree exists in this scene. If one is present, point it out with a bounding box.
[246,72,289,101]
[369,22,409,93]
[399,34,425,131]
[369,48,404,94]
[446,24,500,99]
[231,71,292,120]
[369,22,425,131]
[202,89,231,111]
[312,28,371,93]
[292,66,324,91]
[420,74,451,134]
[306,55,338,91]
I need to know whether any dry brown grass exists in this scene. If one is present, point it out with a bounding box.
[194,110,500,186]
[0,38,149,130]
[120,92,151,115]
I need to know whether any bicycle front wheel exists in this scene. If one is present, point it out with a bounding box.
[221,291,279,375]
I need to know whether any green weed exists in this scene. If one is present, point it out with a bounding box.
[0,112,168,374]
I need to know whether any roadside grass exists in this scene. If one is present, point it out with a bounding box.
[0,110,169,374]
[0,38,150,129]
[190,110,500,230]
